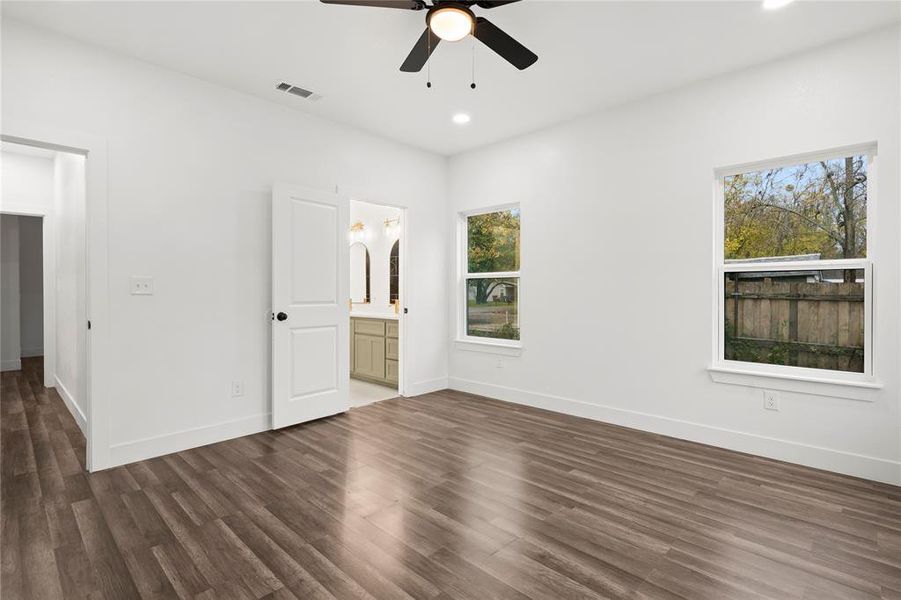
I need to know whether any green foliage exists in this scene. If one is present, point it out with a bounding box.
[724,156,867,261]
[468,209,520,273]
[469,323,520,341]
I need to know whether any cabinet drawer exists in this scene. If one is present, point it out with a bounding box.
[386,359,398,383]
[386,321,399,338]
[386,337,399,360]
[354,319,385,336]
[353,334,386,379]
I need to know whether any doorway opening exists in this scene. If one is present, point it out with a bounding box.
[348,199,404,407]
[1,140,89,466]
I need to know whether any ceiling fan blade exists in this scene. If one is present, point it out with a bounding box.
[320,0,426,10]
[400,28,441,72]
[474,0,521,8]
[473,17,537,70]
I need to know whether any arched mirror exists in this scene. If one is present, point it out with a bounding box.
[389,239,399,303]
[349,242,370,304]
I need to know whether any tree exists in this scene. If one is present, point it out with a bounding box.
[724,156,866,281]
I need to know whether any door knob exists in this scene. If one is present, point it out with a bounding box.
[276,312,288,321]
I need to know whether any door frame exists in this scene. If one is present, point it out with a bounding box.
[1,124,110,472]
[342,191,409,398]
[0,209,55,391]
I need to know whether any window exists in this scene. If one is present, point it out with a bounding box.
[389,240,399,303]
[716,148,874,381]
[461,207,520,343]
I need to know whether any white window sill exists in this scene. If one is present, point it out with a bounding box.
[707,365,881,402]
[455,339,522,356]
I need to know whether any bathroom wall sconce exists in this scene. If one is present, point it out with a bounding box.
[349,221,366,243]
[384,217,400,236]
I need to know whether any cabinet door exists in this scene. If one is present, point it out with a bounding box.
[386,337,399,361]
[386,359,398,384]
[350,319,355,373]
[354,334,386,379]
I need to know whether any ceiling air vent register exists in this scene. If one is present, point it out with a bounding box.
[275,82,322,101]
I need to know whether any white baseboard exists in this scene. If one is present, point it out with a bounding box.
[20,347,43,358]
[448,377,901,486]
[1,359,22,372]
[107,412,271,469]
[54,375,86,435]
[405,376,449,397]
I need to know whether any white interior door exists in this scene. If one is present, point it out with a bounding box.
[272,182,349,429]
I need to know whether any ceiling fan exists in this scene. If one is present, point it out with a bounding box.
[320,0,538,72]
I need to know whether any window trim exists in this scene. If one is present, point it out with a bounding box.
[710,145,879,395]
[457,204,522,349]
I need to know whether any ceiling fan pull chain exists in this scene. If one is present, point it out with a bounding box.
[426,31,432,88]
[470,35,477,90]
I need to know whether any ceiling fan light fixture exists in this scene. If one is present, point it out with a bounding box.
[428,6,474,42]
[762,0,794,9]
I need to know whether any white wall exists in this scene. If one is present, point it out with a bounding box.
[1,19,449,467]
[53,152,86,427]
[1,215,21,371]
[18,215,43,357]
[448,28,901,484]
[349,200,402,317]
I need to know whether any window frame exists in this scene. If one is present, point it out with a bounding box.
[711,144,878,391]
[457,203,522,350]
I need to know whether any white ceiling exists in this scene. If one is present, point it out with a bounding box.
[3,1,899,155]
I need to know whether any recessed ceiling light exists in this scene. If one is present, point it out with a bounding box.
[452,113,471,125]
[762,0,794,10]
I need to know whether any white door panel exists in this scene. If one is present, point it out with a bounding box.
[272,182,349,429]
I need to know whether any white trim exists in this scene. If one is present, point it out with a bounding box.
[0,206,55,388]
[459,202,521,218]
[722,258,869,272]
[2,122,111,472]
[404,376,448,397]
[55,374,86,434]
[454,339,523,356]
[108,413,270,468]
[20,347,44,358]
[707,366,880,401]
[1,360,22,372]
[714,142,878,179]
[448,376,901,486]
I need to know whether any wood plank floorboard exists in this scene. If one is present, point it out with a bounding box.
[2,357,900,599]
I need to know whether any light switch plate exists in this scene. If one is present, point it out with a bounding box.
[130,276,154,295]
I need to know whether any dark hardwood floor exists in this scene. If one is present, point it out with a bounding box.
[2,357,900,599]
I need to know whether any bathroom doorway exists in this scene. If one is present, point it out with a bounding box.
[347,199,405,407]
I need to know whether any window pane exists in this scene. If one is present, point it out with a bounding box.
[724,156,867,260]
[724,269,864,373]
[467,277,519,340]
[467,209,520,273]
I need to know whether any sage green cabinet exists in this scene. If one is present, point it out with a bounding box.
[350,317,398,387]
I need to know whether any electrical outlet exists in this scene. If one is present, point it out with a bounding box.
[763,390,780,411]
[130,276,154,295]
[231,381,244,397]
[495,358,504,369]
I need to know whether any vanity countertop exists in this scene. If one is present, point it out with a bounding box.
[350,312,399,321]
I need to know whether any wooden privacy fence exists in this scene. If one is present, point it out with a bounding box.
[724,278,864,373]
